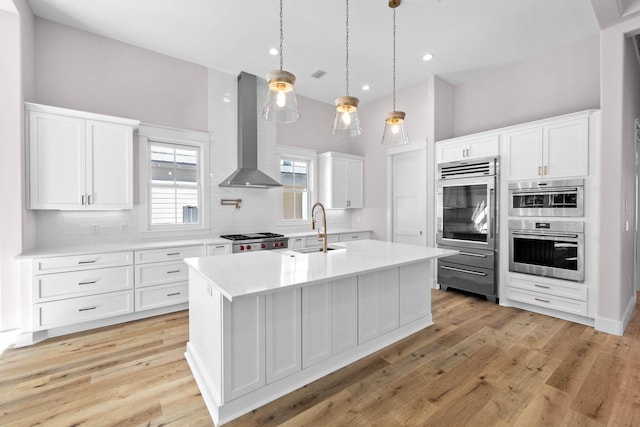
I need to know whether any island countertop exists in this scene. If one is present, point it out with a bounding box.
[184,239,457,300]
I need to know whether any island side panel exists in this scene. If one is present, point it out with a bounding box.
[358,267,400,344]
[399,261,432,325]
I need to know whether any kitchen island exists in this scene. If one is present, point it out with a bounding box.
[184,239,456,425]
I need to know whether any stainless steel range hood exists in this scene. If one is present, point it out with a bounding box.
[219,72,282,188]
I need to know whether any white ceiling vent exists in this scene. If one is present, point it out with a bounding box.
[311,70,327,79]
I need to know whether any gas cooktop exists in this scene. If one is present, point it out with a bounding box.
[220,232,288,253]
[220,232,284,241]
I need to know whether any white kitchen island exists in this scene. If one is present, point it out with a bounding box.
[184,239,456,425]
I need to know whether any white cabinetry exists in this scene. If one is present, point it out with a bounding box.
[134,245,204,311]
[266,288,301,384]
[338,231,371,242]
[504,117,588,180]
[318,152,364,209]
[505,275,588,317]
[207,243,231,256]
[358,268,399,344]
[26,103,139,210]
[32,251,134,329]
[436,134,499,163]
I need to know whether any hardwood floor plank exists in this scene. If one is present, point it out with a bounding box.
[2,291,640,426]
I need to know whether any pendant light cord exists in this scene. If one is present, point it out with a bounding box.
[279,0,284,71]
[392,7,397,111]
[345,0,350,96]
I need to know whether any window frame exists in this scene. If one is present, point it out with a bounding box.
[139,124,211,234]
[276,145,317,225]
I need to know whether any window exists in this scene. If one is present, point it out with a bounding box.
[149,143,200,226]
[280,157,310,221]
[138,124,211,233]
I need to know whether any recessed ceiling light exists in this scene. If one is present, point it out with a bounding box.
[269,48,279,56]
[422,53,434,61]
[362,84,370,91]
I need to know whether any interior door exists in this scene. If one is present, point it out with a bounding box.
[391,147,427,246]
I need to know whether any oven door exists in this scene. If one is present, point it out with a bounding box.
[437,176,496,250]
[508,179,584,217]
[509,230,584,282]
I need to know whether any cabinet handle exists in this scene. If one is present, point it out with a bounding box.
[543,165,548,175]
[537,166,542,176]
[167,292,181,297]
[534,298,550,304]
[215,245,225,249]
[167,270,181,274]
[351,235,359,239]
[78,280,97,285]
[166,252,180,256]
[88,194,92,205]
[459,251,487,258]
[78,260,97,264]
[534,284,550,289]
[81,194,85,205]
[441,265,487,276]
[78,306,97,312]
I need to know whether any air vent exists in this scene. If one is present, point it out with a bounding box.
[439,158,496,179]
[311,70,327,79]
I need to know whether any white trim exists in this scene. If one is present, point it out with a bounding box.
[595,293,637,336]
[25,102,139,128]
[276,146,317,225]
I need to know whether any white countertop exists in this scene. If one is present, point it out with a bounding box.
[184,239,457,300]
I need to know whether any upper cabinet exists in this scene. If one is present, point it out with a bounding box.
[318,152,364,209]
[436,134,499,164]
[26,103,139,210]
[504,117,589,181]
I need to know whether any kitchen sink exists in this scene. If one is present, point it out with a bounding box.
[292,246,342,254]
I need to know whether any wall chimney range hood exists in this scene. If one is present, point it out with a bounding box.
[219,72,282,188]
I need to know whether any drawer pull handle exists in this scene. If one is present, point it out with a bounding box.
[441,265,487,277]
[216,246,225,248]
[78,280,97,285]
[167,292,181,297]
[166,252,180,256]
[534,298,550,304]
[534,284,550,289]
[458,251,487,258]
[78,260,97,264]
[78,306,97,312]
[167,270,181,274]
[351,235,358,239]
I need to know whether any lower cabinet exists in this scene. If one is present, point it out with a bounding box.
[506,275,588,317]
[36,290,134,328]
[266,288,302,384]
[358,268,400,344]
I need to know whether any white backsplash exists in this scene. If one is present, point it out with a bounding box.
[31,68,353,249]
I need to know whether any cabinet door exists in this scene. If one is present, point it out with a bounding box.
[358,268,399,344]
[29,111,86,209]
[266,288,301,384]
[437,140,468,163]
[346,159,363,208]
[467,135,499,159]
[504,127,543,181]
[330,157,348,208]
[223,294,265,401]
[399,262,430,326]
[207,244,231,256]
[302,282,332,368]
[86,120,133,209]
[332,276,358,354]
[543,118,588,179]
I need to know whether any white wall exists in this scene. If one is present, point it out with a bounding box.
[0,0,33,332]
[453,35,600,136]
[597,15,640,333]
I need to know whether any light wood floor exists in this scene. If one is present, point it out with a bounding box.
[2,289,640,426]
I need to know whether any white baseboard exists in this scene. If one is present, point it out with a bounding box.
[595,293,637,336]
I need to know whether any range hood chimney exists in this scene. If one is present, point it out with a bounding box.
[219,72,282,188]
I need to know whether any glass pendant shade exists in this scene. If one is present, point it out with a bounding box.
[332,96,361,137]
[262,70,300,123]
[381,111,409,146]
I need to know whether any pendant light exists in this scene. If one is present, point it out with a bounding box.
[332,0,361,137]
[381,0,409,146]
[262,0,301,123]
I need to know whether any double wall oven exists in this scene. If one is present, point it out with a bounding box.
[507,179,585,282]
[437,158,498,302]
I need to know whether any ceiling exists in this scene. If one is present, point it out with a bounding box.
[27,0,600,106]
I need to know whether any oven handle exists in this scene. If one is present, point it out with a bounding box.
[441,265,487,277]
[458,251,487,258]
[489,187,495,239]
[510,231,580,239]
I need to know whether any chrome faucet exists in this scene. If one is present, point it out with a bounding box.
[311,202,328,253]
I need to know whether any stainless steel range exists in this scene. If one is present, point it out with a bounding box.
[220,232,288,253]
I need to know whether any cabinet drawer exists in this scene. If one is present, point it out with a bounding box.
[35,266,133,302]
[338,232,370,242]
[134,245,204,264]
[34,251,133,274]
[135,260,188,288]
[35,290,134,329]
[305,235,339,247]
[506,287,588,317]
[508,276,587,301]
[135,282,188,311]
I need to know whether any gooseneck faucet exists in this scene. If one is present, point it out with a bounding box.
[311,202,328,253]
